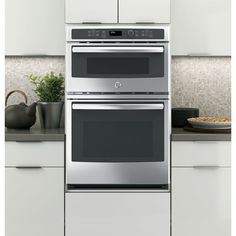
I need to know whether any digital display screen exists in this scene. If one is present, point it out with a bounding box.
[109,30,122,36]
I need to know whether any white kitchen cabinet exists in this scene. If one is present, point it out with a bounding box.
[66,192,170,236]
[65,0,117,23]
[119,0,170,23]
[172,168,231,236]
[172,141,231,167]
[172,141,231,236]
[5,0,65,55]
[5,141,64,167]
[5,141,64,236]
[171,0,231,55]
[5,168,64,236]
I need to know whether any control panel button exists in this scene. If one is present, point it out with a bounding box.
[127,30,135,37]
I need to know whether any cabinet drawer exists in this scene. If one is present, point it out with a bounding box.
[66,192,170,236]
[5,142,64,167]
[172,141,231,167]
[6,168,64,236]
[172,168,231,236]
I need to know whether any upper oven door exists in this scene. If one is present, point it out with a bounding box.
[66,43,169,93]
[66,100,170,186]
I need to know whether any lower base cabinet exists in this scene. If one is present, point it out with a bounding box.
[172,167,231,236]
[66,192,170,236]
[5,168,64,236]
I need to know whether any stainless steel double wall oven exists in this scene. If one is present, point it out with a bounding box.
[66,24,170,189]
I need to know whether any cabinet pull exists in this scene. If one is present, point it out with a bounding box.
[82,22,101,24]
[187,53,212,57]
[16,141,43,143]
[135,22,155,24]
[15,166,42,169]
[21,54,48,56]
[193,166,220,169]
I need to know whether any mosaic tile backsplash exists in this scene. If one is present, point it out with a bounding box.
[5,56,231,127]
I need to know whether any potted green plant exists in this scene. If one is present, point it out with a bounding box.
[28,72,64,129]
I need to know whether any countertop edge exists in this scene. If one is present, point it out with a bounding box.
[5,134,65,142]
[171,134,231,142]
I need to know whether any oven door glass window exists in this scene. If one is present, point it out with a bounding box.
[71,48,164,78]
[72,104,164,162]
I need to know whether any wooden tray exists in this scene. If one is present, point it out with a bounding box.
[184,125,231,134]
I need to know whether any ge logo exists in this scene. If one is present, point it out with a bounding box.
[115,81,122,89]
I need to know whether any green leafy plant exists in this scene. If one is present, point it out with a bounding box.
[28,72,64,102]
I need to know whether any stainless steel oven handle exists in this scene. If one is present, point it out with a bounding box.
[72,47,164,53]
[72,104,164,110]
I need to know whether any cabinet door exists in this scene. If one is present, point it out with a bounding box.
[172,168,231,236]
[5,168,64,236]
[65,0,117,23]
[66,192,170,236]
[171,0,231,56]
[119,0,170,23]
[5,0,65,55]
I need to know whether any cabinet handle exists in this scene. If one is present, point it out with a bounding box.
[135,22,155,24]
[193,166,220,169]
[15,166,42,169]
[187,53,212,57]
[21,54,48,56]
[15,141,43,143]
[82,22,101,24]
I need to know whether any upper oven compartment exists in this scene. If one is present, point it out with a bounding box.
[71,45,165,79]
[65,25,170,93]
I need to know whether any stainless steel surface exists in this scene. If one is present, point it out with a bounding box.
[66,43,169,93]
[65,188,170,193]
[66,24,170,93]
[65,24,171,188]
[72,46,164,53]
[66,99,170,186]
[72,103,164,110]
[66,24,170,42]
[67,94,169,100]
[38,102,64,129]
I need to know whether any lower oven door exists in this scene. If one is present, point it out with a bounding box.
[66,100,170,188]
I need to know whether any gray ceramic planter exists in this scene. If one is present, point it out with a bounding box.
[38,102,64,129]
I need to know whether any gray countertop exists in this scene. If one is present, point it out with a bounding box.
[5,128,65,141]
[172,128,231,141]
[5,128,231,142]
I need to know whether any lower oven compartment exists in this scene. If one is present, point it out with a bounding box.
[66,99,170,187]
[65,192,170,236]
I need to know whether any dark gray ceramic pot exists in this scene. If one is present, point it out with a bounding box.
[38,102,64,129]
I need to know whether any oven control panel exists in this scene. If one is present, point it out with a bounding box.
[71,28,165,40]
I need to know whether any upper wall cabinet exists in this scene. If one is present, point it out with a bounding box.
[119,0,170,23]
[171,0,231,56]
[65,0,117,23]
[5,0,65,55]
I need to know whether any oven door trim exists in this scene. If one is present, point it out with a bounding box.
[65,42,169,93]
[66,99,170,187]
